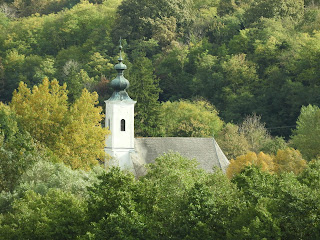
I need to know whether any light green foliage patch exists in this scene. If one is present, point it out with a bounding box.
[161,100,223,137]
[0,189,88,240]
[291,105,320,160]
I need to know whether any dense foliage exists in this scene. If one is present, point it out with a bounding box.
[291,104,320,160]
[1,153,320,239]
[0,0,320,138]
[0,103,46,191]
[1,0,320,239]
[227,148,307,178]
[11,78,109,169]
[0,77,108,191]
[161,100,223,137]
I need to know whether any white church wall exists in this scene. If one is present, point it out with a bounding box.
[105,101,135,150]
[105,148,136,174]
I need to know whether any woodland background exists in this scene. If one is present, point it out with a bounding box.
[1,0,320,239]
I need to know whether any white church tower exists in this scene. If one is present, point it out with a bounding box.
[105,40,136,172]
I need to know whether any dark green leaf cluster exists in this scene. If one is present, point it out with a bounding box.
[230,165,320,239]
[1,152,320,239]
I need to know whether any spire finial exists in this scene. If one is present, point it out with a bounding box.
[109,38,131,101]
[114,37,126,72]
[118,37,123,62]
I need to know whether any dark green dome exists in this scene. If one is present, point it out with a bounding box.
[108,39,134,102]
[110,42,129,91]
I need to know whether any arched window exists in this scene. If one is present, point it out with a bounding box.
[121,119,125,131]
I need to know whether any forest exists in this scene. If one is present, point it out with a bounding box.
[1,0,320,239]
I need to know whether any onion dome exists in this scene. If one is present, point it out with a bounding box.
[108,38,134,102]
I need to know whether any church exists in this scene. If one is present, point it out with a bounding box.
[104,43,229,177]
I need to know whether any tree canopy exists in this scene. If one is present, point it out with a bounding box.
[291,104,320,161]
[1,152,320,239]
[10,78,109,169]
[0,0,320,139]
[161,100,224,137]
[1,1,320,238]
[0,103,44,191]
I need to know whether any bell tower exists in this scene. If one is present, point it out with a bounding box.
[105,40,136,172]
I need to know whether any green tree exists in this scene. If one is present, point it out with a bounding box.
[1,50,26,101]
[291,105,320,160]
[206,14,243,46]
[0,1,116,60]
[84,52,114,82]
[39,1,116,55]
[127,55,162,136]
[298,159,320,190]
[272,173,320,239]
[217,0,238,16]
[0,103,44,192]
[113,0,194,44]
[229,198,281,240]
[62,60,94,102]
[86,168,146,239]
[1,49,57,102]
[0,159,104,215]
[239,114,271,153]
[138,152,208,238]
[17,160,104,198]
[161,100,224,137]
[220,55,260,121]
[232,165,277,204]
[216,123,250,160]
[174,172,243,239]
[299,7,320,33]
[33,57,57,83]
[184,41,221,103]
[231,166,277,238]
[155,45,193,101]
[12,0,80,17]
[0,189,87,240]
[244,0,304,25]
[149,16,177,47]
[260,136,287,155]
[230,165,320,239]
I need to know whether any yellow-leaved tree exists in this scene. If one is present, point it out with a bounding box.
[11,78,109,169]
[273,148,307,175]
[11,78,68,147]
[227,148,307,179]
[227,151,274,179]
